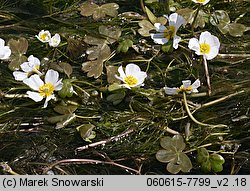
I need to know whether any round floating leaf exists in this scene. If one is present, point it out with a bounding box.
[200,159,211,173]
[217,22,230,34]
[167,162,181,174]
[84,35,106,46]
[82,44,111,78]
[156,149,176,163]
[79,2,119,20]
[210,10,230,26]
[172,134,186,152]
[47,113,76,129]
[179,152,192,173]
[138,20,155,37]
[99,25,121,44]
[59,62,73,78]
[58,79,74,98]
[106,92,125,105]
[210,154,225,172]
[7,37,29,71]
[108,83,122,92]
[106,65,120,84]
[228,23,247,37]
[54,104,77,115]
[160,136,172,150]
[8,37,28,55]
[76,124,96,141]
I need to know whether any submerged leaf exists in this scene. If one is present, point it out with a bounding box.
[117,39,133,53]
[106,92,126,105]
[47,113,76,129]
[228,23,247,37]
[54,104,77,115]
[59,62,73,78]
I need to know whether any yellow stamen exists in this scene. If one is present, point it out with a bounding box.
[40,33,48,41]
[178,85,192,92]
[39,83,55,97]
[124,76,138,87]
[163,25,176,40]
[196,0,206,3]
[200,43,211,54]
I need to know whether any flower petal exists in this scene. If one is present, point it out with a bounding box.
[136,72,147,85]
[117,66,126,79]
[191,79,201,92]
[27,91,43,102]
[182,80,191,88]
[125,63,141,77]
[54,79,63,91]
[151,34,168,44]
[20,62,33,73]
[49,33,61,47]
[45,69,59,85]
[28,55,40,66]
[188,38,200,52]
[173,35,181,49]
[154,23,166,32]
[0,46,11,60]
[164,87,179,95]
[13,71,28,81]
[43,95,55,108]
[23,74,44,91]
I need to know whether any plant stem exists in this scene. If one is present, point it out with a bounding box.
[203,55,212,96]
[191,5,201,35]
[183,92,227,128]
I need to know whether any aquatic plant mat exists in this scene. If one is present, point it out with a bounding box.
[0,0,249,175]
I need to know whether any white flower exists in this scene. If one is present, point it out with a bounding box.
[0,38,11,60]
[13,55,42,81]
[188,31,220,60]
[150,13,186,49]
[49,33,61,47]
[164,79,200,95]
[23,69,63,108]
[115,63,147,89]
[36,30,51,43]
[192,0,210,5]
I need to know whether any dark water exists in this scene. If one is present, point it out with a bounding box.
[0,0,249,175]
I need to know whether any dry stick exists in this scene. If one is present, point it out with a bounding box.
[76,128,134,152]
[43,159,140,174]
[203,55,212,96]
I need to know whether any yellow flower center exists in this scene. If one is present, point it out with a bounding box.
[163,25,176,40]
[124,76,138,87]
[40,33,49,41]
[178,85,192,92]
[39,83,55,97]
[196,0,206,3]
[200,43,211,54]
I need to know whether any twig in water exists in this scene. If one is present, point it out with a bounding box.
[76,128,134,152]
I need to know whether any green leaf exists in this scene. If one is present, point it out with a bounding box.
[197,148,210,164]
[210,153,225,172]
[58,79,74,98]
[82,44,111,78]
[76,124,96,142]
[106,92,125,105]
[179,152,192,173]
[108,83,122,91]
[117,39,133,53]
